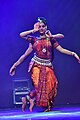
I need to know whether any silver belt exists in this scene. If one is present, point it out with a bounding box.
[31,55,52,66]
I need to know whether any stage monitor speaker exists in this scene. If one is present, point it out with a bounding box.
[13,78,30,105]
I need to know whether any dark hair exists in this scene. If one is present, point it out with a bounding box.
[38,17,47,26]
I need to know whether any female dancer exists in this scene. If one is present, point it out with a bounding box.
[10,17,80,112]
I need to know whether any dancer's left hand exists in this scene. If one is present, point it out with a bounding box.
[78,57,80,63]
[45,30,52,37]
[72,52,80,63]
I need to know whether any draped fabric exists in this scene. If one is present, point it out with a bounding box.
[31,64,58,107]
[28,36,59,107]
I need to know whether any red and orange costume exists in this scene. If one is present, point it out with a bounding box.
[27,35,59,108]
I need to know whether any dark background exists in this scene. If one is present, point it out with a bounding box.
[0,0,80,108]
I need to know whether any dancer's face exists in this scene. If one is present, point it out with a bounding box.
[38,22,47,34]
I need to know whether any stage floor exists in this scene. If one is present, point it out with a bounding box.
[0,105,80,120]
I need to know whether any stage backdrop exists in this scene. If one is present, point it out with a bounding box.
[0,0,80,108]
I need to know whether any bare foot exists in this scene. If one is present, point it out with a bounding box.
[29,99,34,112]
[22,97,26,112]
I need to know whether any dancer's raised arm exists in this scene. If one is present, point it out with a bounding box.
[20,22,40,38]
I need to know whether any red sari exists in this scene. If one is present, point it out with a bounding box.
[28,36,59,107]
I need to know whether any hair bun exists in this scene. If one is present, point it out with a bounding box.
[38,17,47,25]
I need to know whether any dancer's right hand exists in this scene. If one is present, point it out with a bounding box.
[33,22,40,32]
[9,65,16,76]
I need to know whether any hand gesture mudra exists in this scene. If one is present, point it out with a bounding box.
[72,52,80,63]
[78,58,80,63]
[33,22,40,32]
[45,30,52,37]
[9,65,16,76]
